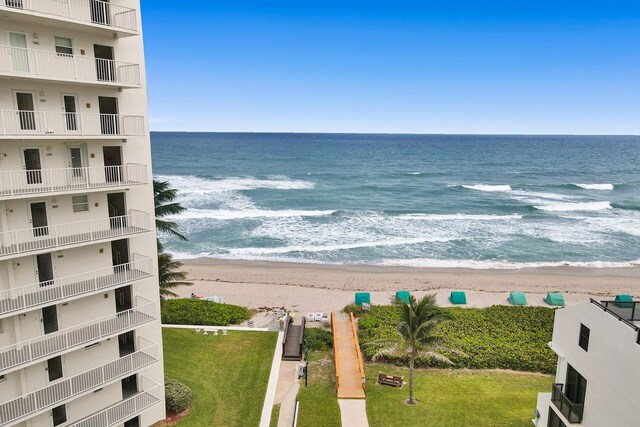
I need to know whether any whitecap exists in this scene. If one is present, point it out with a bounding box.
[461,184,512,192]
[167,208,335,220]
[574,183,614,191]
[534,201,612,212]
[397,213,522,221]
[381,258,640,269]
[154,174,316,193]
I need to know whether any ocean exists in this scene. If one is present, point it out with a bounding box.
[151,133,640,269]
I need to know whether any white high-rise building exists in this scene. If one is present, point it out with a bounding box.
[0,1,165,426]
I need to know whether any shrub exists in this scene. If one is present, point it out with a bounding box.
[161,299,253,326]
[358,305,556,374]
[165,377,193,414]
[304,327,333,351]
[342,304,365,317]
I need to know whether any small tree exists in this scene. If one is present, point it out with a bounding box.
[158,252,191,299]
[154,179,187,250]
[369,294,455,405]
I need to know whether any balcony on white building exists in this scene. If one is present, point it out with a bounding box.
[0,45,141,87]
[70,376,162,427]
[0,163,148,200]
[0,0,138,37]
[0,110,145,138]
[0,254,153,318]
[0,296,156,373]
[0,339,158,426]
[0,210,151,260]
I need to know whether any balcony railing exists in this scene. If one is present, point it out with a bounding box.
[0,45,140,85]
[551,383,584,423]
[0,297,156,372]
[0,163,147,199]
[590,299,640,344]
[0,254,152,318]
[1,0,138,32]
[0,340,157,426]
[0,210,150,259]
[69,376,161,427]
[0,110,145,137]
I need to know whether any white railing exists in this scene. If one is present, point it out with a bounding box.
[0,110,145,137]
[0,254,152,317]
[0,340,158,426]
[70,377,162,427]
[1,0,138,32]
[0,163,148,198]
[0,210,151,259]
[0,297,156,372]
[0,45,140,85]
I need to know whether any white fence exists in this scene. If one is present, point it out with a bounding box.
[0,254,152,317]
[0,163,147,198]
[0,45,140,85]
[0,341,158,426]
[0,111,145,137]
[0,298,156,371]
[0,210,150,258]
[70,377,161,427]
[1,0,138,32]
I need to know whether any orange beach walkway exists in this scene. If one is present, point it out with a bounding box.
[331,312,366,399]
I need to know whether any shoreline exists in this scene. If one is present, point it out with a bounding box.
[172,258,640,323]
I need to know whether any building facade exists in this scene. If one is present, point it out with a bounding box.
[534,299,640,427]
[0,1,165,426]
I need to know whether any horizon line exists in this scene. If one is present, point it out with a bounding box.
[149,130,640,137]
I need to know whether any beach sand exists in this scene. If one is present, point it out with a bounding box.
[172,258,640,323]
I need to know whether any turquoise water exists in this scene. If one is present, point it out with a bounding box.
[151,133,640,268]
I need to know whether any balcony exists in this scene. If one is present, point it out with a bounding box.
[590,299,640,343]
[0,297,155,373]
[0,339,157,426]
[0,210,151,260]
[0,163,148,200]
[0,111,145,138]
[0,0,138,36]
[70,377,161,427]
[551,383,584,423]
[0,45,141,87]
[0,254,152,319]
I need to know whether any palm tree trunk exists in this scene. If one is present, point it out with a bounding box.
[408,356,416,404]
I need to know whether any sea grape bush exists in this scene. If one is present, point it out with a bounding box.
[358,305,556,374]
[161,299,252,326]
[165,377,193,414]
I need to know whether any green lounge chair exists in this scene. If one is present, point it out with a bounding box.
[614,294,634,308]
[449,291,466,305]
[355,292,371,307]
[395,291,410,304]
[544,293,565,306]
[508,291,527,306]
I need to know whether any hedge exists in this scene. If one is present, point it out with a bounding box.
[358,305,556,374]
[161,299,253,326]
[165,377,193,414]
[304,327,333,351]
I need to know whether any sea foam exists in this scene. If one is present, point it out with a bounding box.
[461,184,512,192]
[574,183,615,190]
[534,201,612,212]
[397,213,522,221]
[168,208,335,220]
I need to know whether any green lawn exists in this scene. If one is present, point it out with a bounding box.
[162,328,278,427]
[365,364,553,427]
[294,351,552,427]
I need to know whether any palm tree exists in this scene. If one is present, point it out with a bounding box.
[158,251,192,299]
[369,294,455,405]
[154,179,187,247]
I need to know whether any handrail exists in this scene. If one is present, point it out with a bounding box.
[331,312,340,391]
[0,254,153,317]
[551,383,584,423]
[350,312,366,389]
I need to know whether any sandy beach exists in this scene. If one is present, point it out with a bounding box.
[172,258,640,321]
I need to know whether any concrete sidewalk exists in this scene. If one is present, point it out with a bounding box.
[338,399,370,427]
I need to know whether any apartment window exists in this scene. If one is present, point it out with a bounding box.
[0,374,5,382]
[565,364,587,405]
[547,407,567,427]
[42,305,59,334]
[72,195,89,212]
[578,324,590,351]
[47,356,63,382]
[52,405,67,426]
[0,318,3,333]
[55,37,73,56]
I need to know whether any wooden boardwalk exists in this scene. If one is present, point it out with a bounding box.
[332,313,366,399]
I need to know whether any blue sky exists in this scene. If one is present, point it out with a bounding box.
[141,1,640,134]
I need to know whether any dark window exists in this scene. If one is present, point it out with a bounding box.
[124,416,140,427]
[0,374,5,382]
[547,407,567,427]
[47,356,63,382]
[579,324,590,351]
[565,364,587,405]
[42,305,59,334]
[52,405,67,426]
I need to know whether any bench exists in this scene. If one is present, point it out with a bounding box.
[377,372,403,388]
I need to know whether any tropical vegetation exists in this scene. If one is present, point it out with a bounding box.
[161,298,253,326]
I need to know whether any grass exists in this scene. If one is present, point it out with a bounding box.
[162,328,278,427]
[296,351,342,427]
[365,363,553,427]
[269,404,280,427]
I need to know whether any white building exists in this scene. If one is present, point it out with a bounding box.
[0,1,166,426]
[534,299,640,427]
